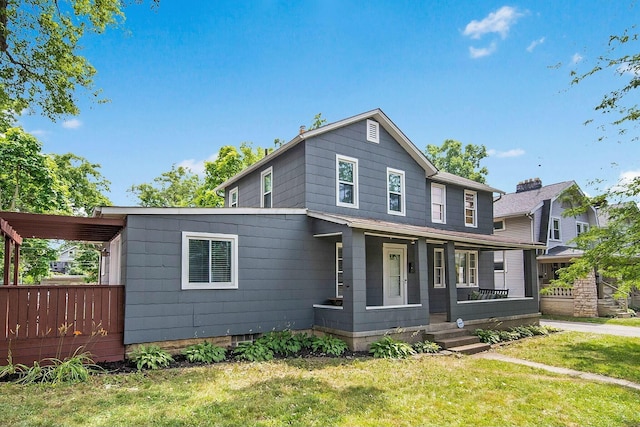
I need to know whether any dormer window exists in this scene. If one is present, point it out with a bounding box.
[549,217,561,241]
[229,187,238,208]
[260,167,273,208]
[366,119,379,143]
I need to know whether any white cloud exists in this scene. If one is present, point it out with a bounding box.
[619,170,640,185]
[28,129,49,137]
[618,62,640,77]
[571,53,583,64]
[463,6,523,40]
[62,119,82,129]
[487,148,525,158]
[526,37,545,52]
[178,154,218,175]
[469,42,497,59]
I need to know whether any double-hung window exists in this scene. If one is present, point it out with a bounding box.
[336,155,358,208]
[431,183,446,223]
[182,232,238,290]
[455,250,477,287]
[576,221,589,236]
[549,217,561,240]
[336,242,343,297]
[387,168,405,216]
[464,190,477,228]
[229,187,238,208]
[433,249,445,288]
[261,167,273,208]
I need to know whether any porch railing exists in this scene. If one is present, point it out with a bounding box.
[0,285,125,365]
[541,287,573,298]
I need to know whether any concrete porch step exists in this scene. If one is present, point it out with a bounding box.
[424,328,469,341]
[435,335,481,350]
[448,342,491,355]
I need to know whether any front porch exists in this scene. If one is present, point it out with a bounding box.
[309,212,543,350]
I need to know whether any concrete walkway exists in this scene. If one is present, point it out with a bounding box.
[477,352,640,391]
[540,319,640,337]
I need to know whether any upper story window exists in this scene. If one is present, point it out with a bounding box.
[576,221,589,235]
[433,248,445,288]
[455,250,477,287]
[366,119,379,143]
[336,242,343,297]
[431,183,446,224]
[387,168,405,216]
[549,217,561,241]
[260,167,273,208]
[336,155,359,208]
[464,190,477,228]
[229,187,238,208]
[181,232,238,290]
[493,220,505,231]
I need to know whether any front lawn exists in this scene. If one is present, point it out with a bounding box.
[496,331,640,383]
[0,351,639,426]
[542,314,640,327]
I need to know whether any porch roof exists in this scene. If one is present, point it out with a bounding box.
[0,211,125,242]
[308,211,545,250]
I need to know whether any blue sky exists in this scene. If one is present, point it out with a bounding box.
[18,1,640,205]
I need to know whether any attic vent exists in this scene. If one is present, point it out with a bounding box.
[366,119,379,143]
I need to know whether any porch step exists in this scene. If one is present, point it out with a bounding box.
[434,335,482,350]
[448,342,491,355]
[424,328,470,341]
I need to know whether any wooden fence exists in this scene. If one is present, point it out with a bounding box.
[1,285,125,365]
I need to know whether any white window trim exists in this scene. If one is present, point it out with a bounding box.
[433,248,445,288]
[336,154,359,208]
[431,183,446,224]
[494,250,506,272]
[464,190,478,228]
[336,242,343,298]
[576,221,589,235]
[549,216,561,241]
[260,167,273,208]
[181,231,238,290]
[366,119,379,143]
[493,219,505,231]
[386,167,406,216]
[229,187,238,208]
[455,250,478,288]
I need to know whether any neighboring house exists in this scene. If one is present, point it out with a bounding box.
[94,109,543,351]
[493,179,603,316]
[49,245,77,274]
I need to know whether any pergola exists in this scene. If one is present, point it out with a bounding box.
[0,211,125,285]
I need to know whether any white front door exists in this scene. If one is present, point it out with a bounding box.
[383,243,407,306]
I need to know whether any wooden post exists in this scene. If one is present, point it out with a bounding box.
[12,242,19,285]
[3,237,10,285]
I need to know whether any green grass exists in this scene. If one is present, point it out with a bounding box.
[0,353,639,426]
[497,331,640,383]
[542,314,640,327]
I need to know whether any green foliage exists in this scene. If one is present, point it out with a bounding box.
[292,332,316,350]
[258,330,303,357]
[412,340,441,354]
[425,139,489,183]
[129,345,174,371]
[233,341,274,362]
[474,325,560,344]
[311,335,348,356]
[474,329,501,344]
[67,243,100,283]
[309,113,327,130]
[369,336,416,359]
[182,342,226,364]
[128,164,204,207]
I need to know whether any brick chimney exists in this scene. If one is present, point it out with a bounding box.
[516,178,542,193]
[299,125,306,135]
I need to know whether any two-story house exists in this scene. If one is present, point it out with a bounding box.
[95,109,543,351]
[493,178,602,316]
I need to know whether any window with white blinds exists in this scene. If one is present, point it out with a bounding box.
[182,232,238,289]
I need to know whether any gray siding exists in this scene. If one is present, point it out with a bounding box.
[426,183,494,234]
[304,121,428,225]
[122,213,334,344]
[226,143,306,208]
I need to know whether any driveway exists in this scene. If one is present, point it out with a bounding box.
[540,319,640,338]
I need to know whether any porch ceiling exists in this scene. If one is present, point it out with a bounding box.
[0,211,125,242]
[308,211,545,250]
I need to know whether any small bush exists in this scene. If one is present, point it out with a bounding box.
[474,329,501,344]
[474,325,561,344]
[369,336,416,359]
[258,330,302,357]
[412,341,441,354]
[130,345,174,371]
[311,335,348,356]
[233,341,274,362]
[293,332,316,350]
[183,342,226,364]
[42,352,103,384]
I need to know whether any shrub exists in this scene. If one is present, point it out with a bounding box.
[233,341,274,362]
[129,345,174,371]
[369,336,416,359]
[183,342,226,364]
[474,329,501,344]
[258,330,302,357]
[41,351,103,384]
[311,335,348,356]
[293,332,316,350]
[412,340,441,354]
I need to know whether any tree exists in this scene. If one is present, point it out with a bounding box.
[0,0,127,124]
[50,153,111,214]
[128,164,203,207]
[425,139,489,183]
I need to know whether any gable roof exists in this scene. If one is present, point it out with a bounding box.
[214,109,502,194]
[493,181,576,218]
